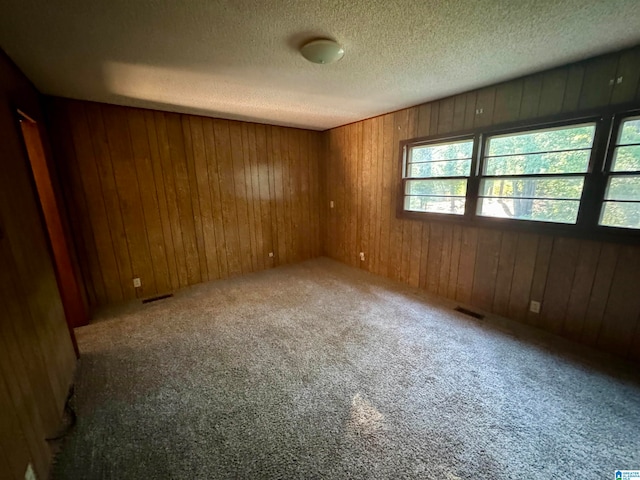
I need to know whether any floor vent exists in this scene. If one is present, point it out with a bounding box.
[454,306,484,320]
[142,293,174,304]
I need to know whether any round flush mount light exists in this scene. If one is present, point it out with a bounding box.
[300,39,345,65]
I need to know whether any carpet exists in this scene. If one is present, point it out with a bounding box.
[52,258,640,479]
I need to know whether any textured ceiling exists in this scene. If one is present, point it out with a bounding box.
[1,0,640,131]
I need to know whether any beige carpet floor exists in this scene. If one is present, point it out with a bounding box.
[53,257,640,479]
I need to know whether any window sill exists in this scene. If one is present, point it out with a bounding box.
[396,209,640,245]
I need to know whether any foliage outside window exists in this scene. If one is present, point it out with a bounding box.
[400,109,640,238]
[403,138,473,215]
[600,116,640,229]
[478,123,595,224]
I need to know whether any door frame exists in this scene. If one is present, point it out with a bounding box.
[18,108,86,356]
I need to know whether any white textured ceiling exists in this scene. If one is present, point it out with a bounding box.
[1,0,640,131]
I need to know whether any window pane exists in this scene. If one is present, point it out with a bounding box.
[409,140,473,163]
[487,123,595,156]
[600,201,640,229]
[484,150,590,175]
[618,116,640,145]
[407,160,471,178]
[480,177,584,200]
[405,195,465,215]
[611,146,640,172]
[604,176,640,201]
[406,179,467,197]
[478,198,580,223]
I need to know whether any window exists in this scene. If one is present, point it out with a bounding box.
[402,138,473,215]
[478,123,596,224]
[399,107,640,240]
[600,115,640,229]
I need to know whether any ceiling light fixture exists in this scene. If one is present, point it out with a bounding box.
[300,39,345,65]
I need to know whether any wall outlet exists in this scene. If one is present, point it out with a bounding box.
[268,252,274,258]
[529,300,541,314]
[359,252,365,261]
[133,277,141,288]
[25,463,37,480]
[330,200,335,208]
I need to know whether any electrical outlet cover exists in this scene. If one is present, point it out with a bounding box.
[25,463,37,480]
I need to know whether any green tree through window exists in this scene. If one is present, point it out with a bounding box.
[478,124,595,224]
[405,139,473,215]
[401,111,640,237]
[600,116,640,229]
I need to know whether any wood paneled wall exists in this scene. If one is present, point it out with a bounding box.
[0,52,76,480]
[324,45,640,363]
[47,99,323,309]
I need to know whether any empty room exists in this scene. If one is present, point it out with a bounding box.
[1,1,640,479]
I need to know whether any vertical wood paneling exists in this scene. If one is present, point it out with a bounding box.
[519,75,542,120]
[452,95,467,132]
[455,227,477,304]
[322,45,640,363]
[578,55,618,110]
[446,225,462,300]
[473,87,496,127]
[436,97,454,134]
[525,236,553,327]
[350,123,361,267]
[470,229,502,311]
[377,115,393,276]
[361,120,372,271]
[562,64,585,113]
[0,370,31,480]
[270,126,288,267]
[50,100,323,307]
[416,103,431,137]
[426,222,443,295]
[539,237,581,335]
[128,109,172,293]
[156,112,190,286]
[1,52,76,479]
[409,222,423,288]
[256,124,274,266]
[388,114,404,280]
[581,244,620,346]
[598,246,640,355]
[437,224,453,297]
[69,102,124,304]
[429,102,439,136]
[229,121,252,274]
[537,69,567,117]
[492,231,517,317]
[168,112,200,285]
[145,111,181,289]
[49,101,105,306]
[612,48,640,104]
[507,233,538,321]
[463,91,477,130]
[371,117,384,274]
[190,116,219,281]
[562,241,601,341]
[493,80,523,124]
[418,222,430,290]
[183,116,209,281]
